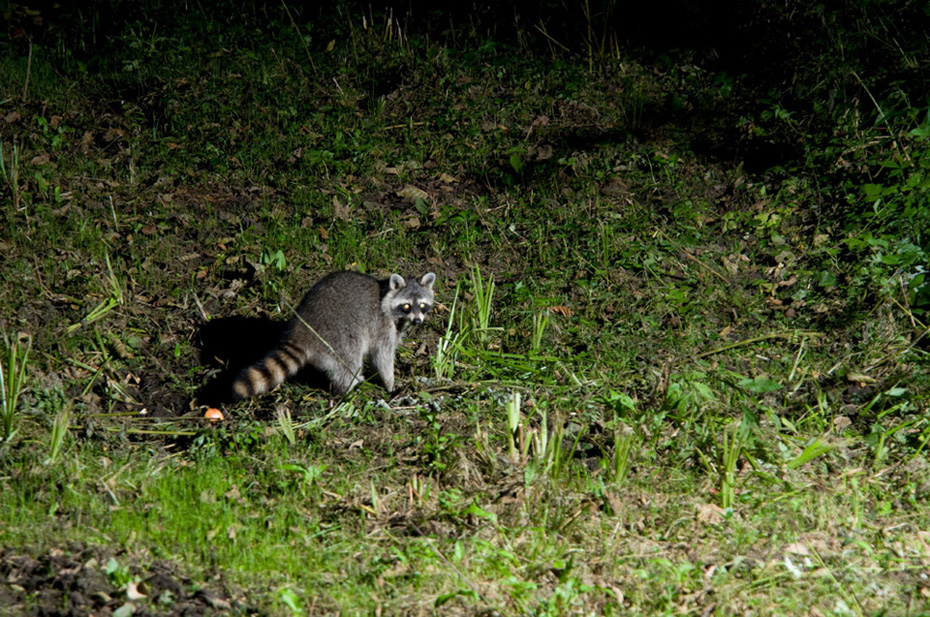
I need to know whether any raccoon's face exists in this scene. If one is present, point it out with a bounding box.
[387,272,436,327]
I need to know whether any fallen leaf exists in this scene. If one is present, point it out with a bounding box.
[721,255,739,275]
[784,542,809,555]
[333,195,350,220]
[113,603,135,617]
[600,176,629,196]
[696,503,725,524]
[529,143,554,161]
[396,185,429,203]
[126,581,147,601]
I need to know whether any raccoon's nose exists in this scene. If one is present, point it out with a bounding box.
[412,314,424,324]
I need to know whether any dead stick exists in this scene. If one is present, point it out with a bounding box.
[697,330,823,358]
[655,229,729,283]
[23,39,33,101]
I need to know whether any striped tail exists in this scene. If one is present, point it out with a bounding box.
[232,342,309,400]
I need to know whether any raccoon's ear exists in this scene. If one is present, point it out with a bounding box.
[389,273,407,291]
[419,272,436,290]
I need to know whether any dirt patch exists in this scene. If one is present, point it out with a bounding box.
[0,544,251,616]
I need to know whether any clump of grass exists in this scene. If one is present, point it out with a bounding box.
[67,251,124,333]
[719,419,749,510]
[469,266,499,349]
[433,283,463,380]
[0,333,31,444]
[611,422,637,484]
[530,310,549,355]
[46,406,71,464]
[275,405,297,446]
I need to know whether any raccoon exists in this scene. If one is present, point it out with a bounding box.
[232,271,436,399]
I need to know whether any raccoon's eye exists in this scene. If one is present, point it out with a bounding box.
[402,303,411,312]
[419,303,430,312]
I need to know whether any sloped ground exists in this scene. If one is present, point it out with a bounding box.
[2,2,929,615]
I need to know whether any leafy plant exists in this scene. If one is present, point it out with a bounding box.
[260,248,288,273]
[105,558,138,591]
[418,401,459,472]
[280,462,328,501]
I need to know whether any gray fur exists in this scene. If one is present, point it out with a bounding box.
[232,271,435,399]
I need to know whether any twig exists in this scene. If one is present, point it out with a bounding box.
[279,0,316,73]
[69,426,198,436]
[655,229,729,283]
[192,291,209,321]
[533,23,570,52]
[23,39,33,101]
[697,330,824,358]
[382,122,425,131]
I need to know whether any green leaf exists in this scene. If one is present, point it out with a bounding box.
[436,589,479,607]
[113,604,135,617]
[786,437,833,469]
[816,270,837,287]
[739,376,782,394]
[464,503,498,523]
[278,587,303,614]
[606,390,636,413]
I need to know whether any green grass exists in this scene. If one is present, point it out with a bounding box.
[1,1,929,615]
